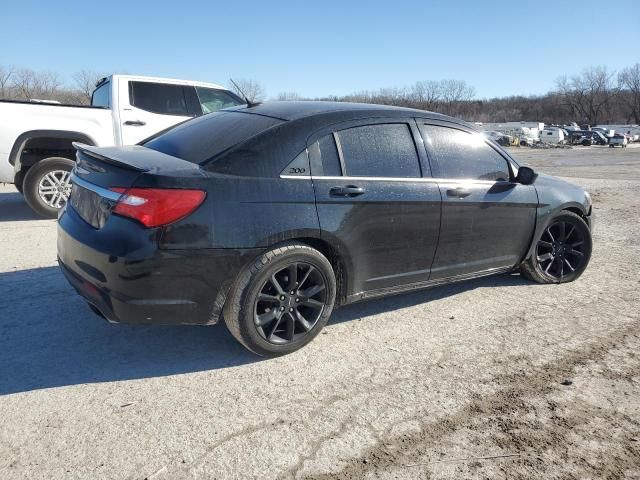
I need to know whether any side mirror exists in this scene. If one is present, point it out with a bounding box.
[516,166,537,185]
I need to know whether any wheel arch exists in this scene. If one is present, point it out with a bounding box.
[561,205,589,220]
[292,236,350,305]
[522,202,590,265]
[10,129,97,174]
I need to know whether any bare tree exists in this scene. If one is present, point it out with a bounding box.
[276,91,303,101]
[0,65,14,99]
[556,66,617,125]
[439,79,476,116]
[73,70,105,104]
[618,64,640,124]
[411,80,442,110]
[11,68,63,100]
[228,78,265,103]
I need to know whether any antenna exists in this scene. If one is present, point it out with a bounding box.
[229,78,261,108]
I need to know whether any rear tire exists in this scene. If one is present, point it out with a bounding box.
[224,242,337,356]
[23,157,74,218]
[520,212,592,284]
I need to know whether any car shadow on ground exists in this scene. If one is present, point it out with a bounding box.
[0,189,43,222]
[0,266,529,396]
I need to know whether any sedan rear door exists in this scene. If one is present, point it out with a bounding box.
[309,120,441,298]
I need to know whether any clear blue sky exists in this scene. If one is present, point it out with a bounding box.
[1,0,638,99]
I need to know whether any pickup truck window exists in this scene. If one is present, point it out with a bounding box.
[195,87,243,114]
[91,82,110,108]
[129,81,189,116]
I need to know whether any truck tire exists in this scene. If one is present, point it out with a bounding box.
[23,157,74,219]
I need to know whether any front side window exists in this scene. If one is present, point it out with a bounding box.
[195,87,243,114]
[336,124,421,178]
[91,82,110,108]
[421,125,510,181]
[129,81,189,116]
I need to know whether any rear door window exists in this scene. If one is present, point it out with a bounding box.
[336,124,421,177]
[91,82,110,108]
[421,125,510,181]
[129,81,189,116]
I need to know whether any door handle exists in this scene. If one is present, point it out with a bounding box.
[123,120,146,126]
[446,187,471,198]
[330,185,365,197]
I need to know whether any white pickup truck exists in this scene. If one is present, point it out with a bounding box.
[0,74,243,217]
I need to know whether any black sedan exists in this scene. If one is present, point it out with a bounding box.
[58,102,593,356]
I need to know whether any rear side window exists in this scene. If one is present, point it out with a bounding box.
[129,81,189,116]
[337,124,420,177]
[195,87,243,114]
[91,82,110,108]
[421,125,510,181]
[144,111,282,164]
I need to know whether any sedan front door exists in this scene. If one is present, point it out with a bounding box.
[419,123,538,280]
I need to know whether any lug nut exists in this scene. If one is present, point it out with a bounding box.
[289,307,294,312]
[290,291,295,295]
[295,298,300,303]
[280,295,285,301]
[280,306,285,311]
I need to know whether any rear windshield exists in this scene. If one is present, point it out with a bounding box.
[144,111,283,164]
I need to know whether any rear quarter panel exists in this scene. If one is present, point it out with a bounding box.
[159,173,320,250]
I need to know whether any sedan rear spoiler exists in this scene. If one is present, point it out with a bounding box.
[72,143,202,173]
[73,143,148,172]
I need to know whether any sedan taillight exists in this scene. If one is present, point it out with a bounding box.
[110,187,206,228]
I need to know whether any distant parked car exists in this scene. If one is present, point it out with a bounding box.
[58,101,594,356]
[570,131,608,146]
[609,134,628,147]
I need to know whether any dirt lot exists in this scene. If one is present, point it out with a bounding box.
[0,145,639,480]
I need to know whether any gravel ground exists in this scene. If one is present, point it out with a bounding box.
[0,145,638,480]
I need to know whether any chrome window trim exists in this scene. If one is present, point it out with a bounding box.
[280,174,511,186]
[70,173,123,201]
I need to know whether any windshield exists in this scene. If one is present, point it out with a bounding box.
[143,111,283,164]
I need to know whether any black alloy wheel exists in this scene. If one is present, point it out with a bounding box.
[254,262,327,344]
[536,219,588,281]
[520,211,592,284]
[224,242,337,356]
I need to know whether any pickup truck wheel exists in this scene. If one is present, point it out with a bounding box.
[23,157,74,218]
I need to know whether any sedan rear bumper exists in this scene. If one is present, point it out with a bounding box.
[57,206,261,325]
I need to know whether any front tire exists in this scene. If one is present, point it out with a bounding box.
[224,242,337,356]
[23,157,74,218]
[520,212,592,284]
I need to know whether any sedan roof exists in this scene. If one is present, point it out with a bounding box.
[227,101,456,123]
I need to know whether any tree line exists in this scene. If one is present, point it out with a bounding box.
[2,64,639,126]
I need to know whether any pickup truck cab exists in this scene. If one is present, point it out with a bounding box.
[0,74,243,217]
